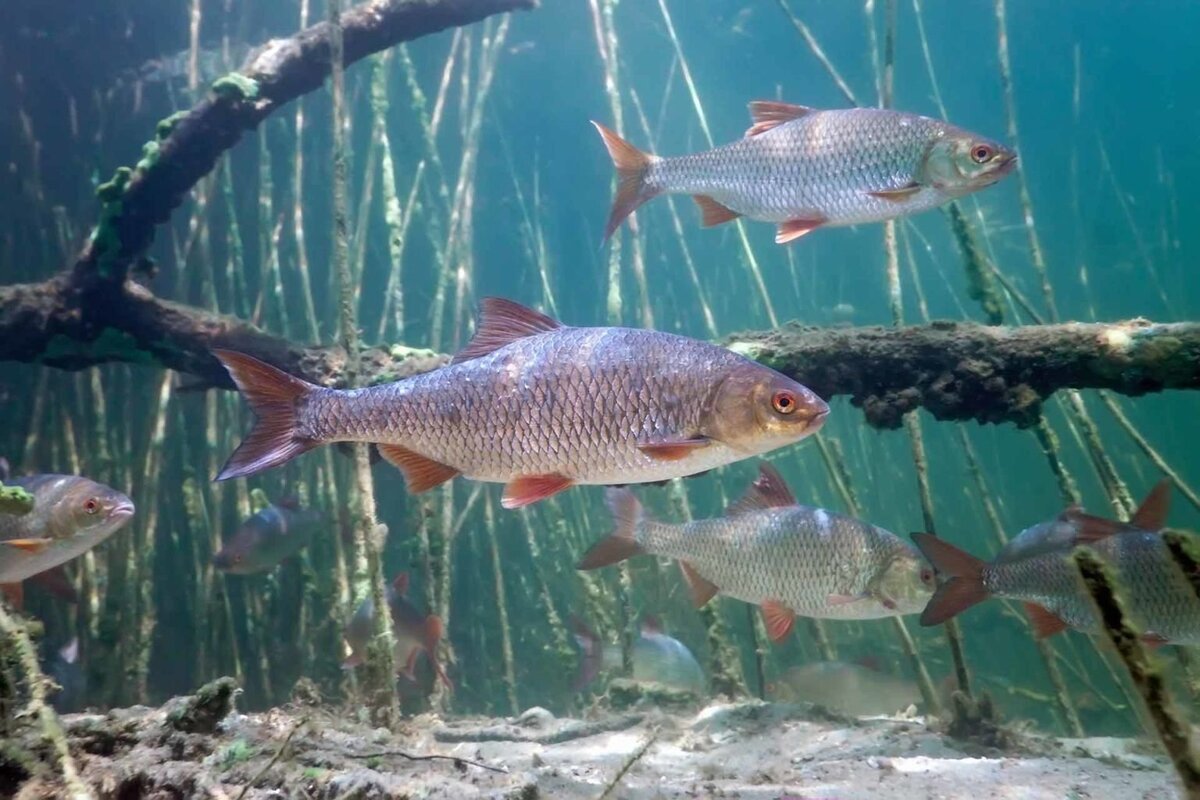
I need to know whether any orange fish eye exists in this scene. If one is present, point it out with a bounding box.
[771,390,797,415]
[971,144,993,164]
[84,498,99,515]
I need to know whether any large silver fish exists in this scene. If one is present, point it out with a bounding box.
[577,464,935,642]
[766,660,921,717]
[594,102,1016,244]
[914,480,1200,644]
[0,475,134,584]
[214,298,827,508]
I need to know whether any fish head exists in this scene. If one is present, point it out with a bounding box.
[50,479,135,545]
[920,127,1017,194]
[870,544,937,615]
[703,364,828,454]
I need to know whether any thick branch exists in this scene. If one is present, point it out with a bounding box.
[727,319,1200,428]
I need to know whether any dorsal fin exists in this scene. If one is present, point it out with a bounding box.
[1131,479,1171,531]
[452,298,562,364]
[1060,509,1129,544]
[726,463,797,515]
[745,100,814,137]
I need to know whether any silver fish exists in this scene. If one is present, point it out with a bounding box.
[212,498,323,575]
[0,475,134,584]
[594,102,1016,244]
[571,615,706,694]
[578,464,935,642]
[766,661,921,716]
[214,298,827,508]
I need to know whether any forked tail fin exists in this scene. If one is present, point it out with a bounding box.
[576,488,648,569]
[591,121,659,242]
[911,533,990,627]
[213,350,321,481]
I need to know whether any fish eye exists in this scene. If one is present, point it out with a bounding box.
[771,390,797,415]
[920,567,934,585]
[84,498,99,515]
[970,144,993,164]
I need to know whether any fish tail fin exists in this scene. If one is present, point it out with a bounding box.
[592,121,659,242]
[911,533,989,626]
[423,615,453,690]
[213,350,322,481]
[576,488,648,569]
[569,614,603,691]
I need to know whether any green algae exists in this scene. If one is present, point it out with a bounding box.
[211,72,260,102]
[0,483,34,516]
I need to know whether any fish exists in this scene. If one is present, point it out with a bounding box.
[342,573,450,687]
[914,479,1200,644]
[212,497,323,575]
[993,481,1169,564]
[766,660,922,716]
[593,102,1017,244]
[213,298,828,509]
[571,615,706,694]
[48,637,85,713]
[577,463,935,642]
[0,475,135,585]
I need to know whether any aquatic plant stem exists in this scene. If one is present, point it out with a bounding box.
[484,496,520,715]
[1099,392,1200,513]
[330,0,399,728]
[1073,548,1200,795]
[776,0,861,107]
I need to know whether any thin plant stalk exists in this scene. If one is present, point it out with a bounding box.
[777,0,860,106]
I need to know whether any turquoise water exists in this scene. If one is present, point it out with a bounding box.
[0,0,1197,739]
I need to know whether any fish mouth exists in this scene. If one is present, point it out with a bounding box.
[110,502,136,522]
[804,406,831,433]
[994,152,1019,176]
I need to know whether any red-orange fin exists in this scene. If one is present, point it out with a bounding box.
[867,183,921,202]
[727,462,797,515]
[1065,510,1130,544]
[452,297,563,364]
[1023,602,1070,639]
[1131,478,1171,531]
[1,583,23,609]
[637,436,712,462]
[1,538,51,553]
[680,561,719,607]
[377,443,459,493]
[592,120,659,242]
[761,599,796,643]
[577,488,647,569]
[745,100,813,137]
[910,533,989,626]
[213,350,321,481]
[693,195,741,227]
[502,473,574,509]
[1141,632,1169,649]
[776,216,827,244]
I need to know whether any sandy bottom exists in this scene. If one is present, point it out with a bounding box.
[16,696,1180,799]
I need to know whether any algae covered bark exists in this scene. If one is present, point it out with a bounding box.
[0,483,33,516]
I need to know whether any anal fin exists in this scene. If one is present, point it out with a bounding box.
[776,216,827,244]
[502,473,574,509]
[693,195,741,227]
[761,599,796,643]
[680,561,719,607]
[377,444,459,494]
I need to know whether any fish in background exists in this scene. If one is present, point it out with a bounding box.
[343,573,450,687]
[571,615,706,694]
[915,480,1200,644]
[578,463,935,642]
[48,637,85,713]
[213,298,827,509]
[593,102,1016,244]
[766,659,921,717]
[0,474,134,586]
[212,497,323,575]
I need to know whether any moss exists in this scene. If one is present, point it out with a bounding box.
[211,72,260,102]
[166,676,238,734]
[217,737,255,769]
[0,484,34,516]
[724,340,764,361]
[39,329,156,366]
[156,111,189,141]
[135,140,161,174]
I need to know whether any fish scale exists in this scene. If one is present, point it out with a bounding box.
[640,507,924,620]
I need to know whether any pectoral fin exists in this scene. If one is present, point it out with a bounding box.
[1,538,52,554]
[637,436,712,461]
[867,183,921,202]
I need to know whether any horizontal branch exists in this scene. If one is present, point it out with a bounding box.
[727,319,1200,428]
[4,273,1196,428]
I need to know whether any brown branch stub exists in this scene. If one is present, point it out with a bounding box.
[726,318,1200,428]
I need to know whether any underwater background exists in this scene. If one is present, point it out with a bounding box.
[1,0,1198,740]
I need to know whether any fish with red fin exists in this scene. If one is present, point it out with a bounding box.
[212,497,323,575]
[342,573,450,688]
[571,614,706,694]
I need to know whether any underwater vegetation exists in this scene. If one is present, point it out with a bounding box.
[1,0,1199,797]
